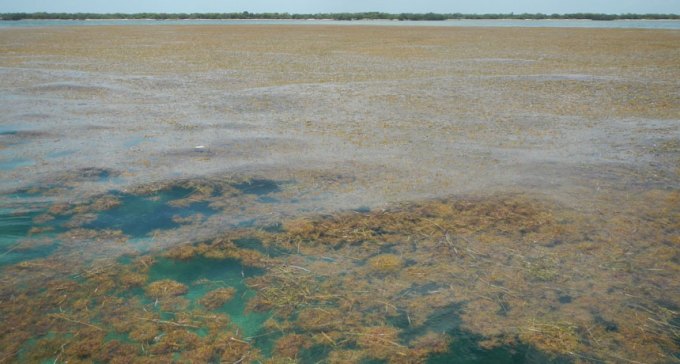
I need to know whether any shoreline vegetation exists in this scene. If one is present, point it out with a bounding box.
[1,11,679,21]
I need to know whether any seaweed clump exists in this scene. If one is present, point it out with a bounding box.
[145,279,188,298]
[520,320,580,354]
[368,254,403,273]
[199,287,236,309]
[274,333,313,359]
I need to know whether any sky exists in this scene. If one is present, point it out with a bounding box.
[2,0,680,14]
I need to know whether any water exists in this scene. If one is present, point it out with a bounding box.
[0,24,678,363]
[1,18,680,29]
[0,158,34,170]
[0,179,678,362]
[147,257,269,338]
[0,207,60,265]
[86,187,216,237]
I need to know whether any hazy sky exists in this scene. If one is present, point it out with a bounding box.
[3,0,680,14]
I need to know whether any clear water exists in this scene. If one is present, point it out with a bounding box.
[0,207,60,265]
[86,187,216,237]
[147,257,269,338]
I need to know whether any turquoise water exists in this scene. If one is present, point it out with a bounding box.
[0,208,59,265]
[0,195,69,266]
[47,150,76,159]
[0,179,283,267]
[1,19,679,29]
[0,185,217,266]
[147,257,269,338]
[86,187,216,237]
[0,158,35,170]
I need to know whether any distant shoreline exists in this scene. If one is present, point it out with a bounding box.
[2,12,679,21]
[5,18,680,22]
[3,18,680,31]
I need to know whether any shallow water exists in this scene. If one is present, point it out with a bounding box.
[0,25,678,363]
[1,185,677,362]
[85,188,216,237]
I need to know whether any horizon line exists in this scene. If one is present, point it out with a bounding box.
[2,12,679,21]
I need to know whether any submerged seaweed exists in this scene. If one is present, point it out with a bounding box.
[1,24,678,363]
[0,189,677,363]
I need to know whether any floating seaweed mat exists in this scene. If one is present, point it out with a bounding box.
[0,191,678,363]
[0,184,214,268]
[0,176,285,269]
[80,177,286,238]
[5,254,270,363]
[146,256,269,338]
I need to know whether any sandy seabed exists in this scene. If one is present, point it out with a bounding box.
[0,25,678,363]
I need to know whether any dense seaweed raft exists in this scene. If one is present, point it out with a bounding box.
[0,176,678,363]
[1,25,679,363]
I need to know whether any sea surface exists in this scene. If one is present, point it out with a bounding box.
[0,25,678,363]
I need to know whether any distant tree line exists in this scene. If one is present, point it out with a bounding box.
[1,12,679,21]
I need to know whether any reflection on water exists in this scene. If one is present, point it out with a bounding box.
[0,179,677,363]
